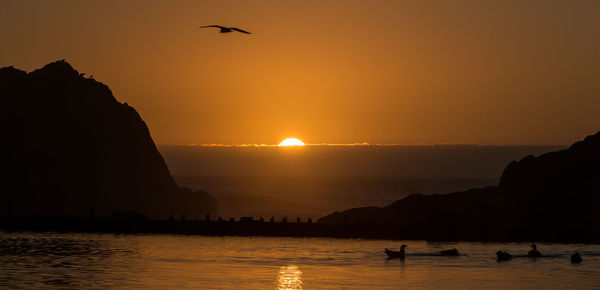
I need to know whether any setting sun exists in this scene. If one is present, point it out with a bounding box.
[278,138,305,146]
[3,1,599,289]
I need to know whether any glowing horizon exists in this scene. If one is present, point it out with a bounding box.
[166,141,557,147]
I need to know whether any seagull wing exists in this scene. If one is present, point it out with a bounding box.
[231,27,251,34]
[199,25,225,29]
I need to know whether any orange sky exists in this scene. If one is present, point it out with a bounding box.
[1,0,599,145]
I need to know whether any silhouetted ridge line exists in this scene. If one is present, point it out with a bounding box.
[318,131,600,243]
[0,60,216,220]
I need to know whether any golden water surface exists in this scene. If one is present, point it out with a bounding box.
[1,232,599,289]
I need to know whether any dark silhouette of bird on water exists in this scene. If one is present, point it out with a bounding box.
[528,243,542,257]
[571,252,582,263]
[384,244,406,259]
[199,25,251,34]
[496,250,513,261]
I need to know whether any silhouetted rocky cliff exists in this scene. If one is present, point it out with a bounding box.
[0,60,215,219]
[318,132,600,242]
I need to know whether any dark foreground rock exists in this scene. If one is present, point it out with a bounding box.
[0,61,215,219]
[319,132,600,243]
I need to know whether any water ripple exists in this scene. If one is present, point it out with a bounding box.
[0,232,599,288]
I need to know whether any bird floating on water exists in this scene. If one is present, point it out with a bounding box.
[528,243,542,257]
[440,248,460,256]
[384,244,406,259]
[496,250,512,261]
[571,252,582,263]
[199,25,251,34]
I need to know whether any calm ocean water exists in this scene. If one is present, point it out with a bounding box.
[1,232,599,289]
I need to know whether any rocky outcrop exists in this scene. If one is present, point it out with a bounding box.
[0,60,215,219]
[318,132,600,242]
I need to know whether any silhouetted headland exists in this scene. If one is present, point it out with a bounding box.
[1,61,599,243]
[0,61,215,220]
[319,131,600,243]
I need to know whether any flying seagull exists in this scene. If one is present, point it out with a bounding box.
[199,25,251,34]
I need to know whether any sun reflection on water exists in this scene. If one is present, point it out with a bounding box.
[277,265,303,289]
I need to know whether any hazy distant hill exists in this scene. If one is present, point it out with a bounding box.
[173,174,496,220]
[161,145,561,219]
[0,61,215,219]
[319,132,600,242]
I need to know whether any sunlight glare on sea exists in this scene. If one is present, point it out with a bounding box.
[277,265,303,290]
[1,232,599,289]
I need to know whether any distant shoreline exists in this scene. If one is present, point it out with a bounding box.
[2,217,598,244]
